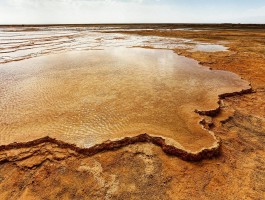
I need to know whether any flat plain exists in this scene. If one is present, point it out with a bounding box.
[0,24,264,199]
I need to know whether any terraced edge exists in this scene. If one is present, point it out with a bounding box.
[0,133,220,162]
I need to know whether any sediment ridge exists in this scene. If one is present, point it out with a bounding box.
[0,134,219,163]
[195,86,253,117]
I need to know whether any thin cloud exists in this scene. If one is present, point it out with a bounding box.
[0,0,264,24]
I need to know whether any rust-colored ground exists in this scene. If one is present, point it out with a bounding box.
[0,27,264,199]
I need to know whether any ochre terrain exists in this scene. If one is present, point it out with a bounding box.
[0,27,264,199]
[0,47,251,158]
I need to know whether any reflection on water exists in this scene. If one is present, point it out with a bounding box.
[0,27,227,64]
[0,48,250,152]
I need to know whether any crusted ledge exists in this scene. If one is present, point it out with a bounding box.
[0,133,221,162]
[195,86,253,117]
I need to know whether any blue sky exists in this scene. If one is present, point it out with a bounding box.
[0,0,264,24]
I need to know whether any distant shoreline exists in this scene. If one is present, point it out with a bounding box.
[0,23,264,29]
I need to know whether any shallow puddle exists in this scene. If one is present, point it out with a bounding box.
[0,48,250,152]
[191,44,228,52]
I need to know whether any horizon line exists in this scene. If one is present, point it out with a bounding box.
[0,23,265,26]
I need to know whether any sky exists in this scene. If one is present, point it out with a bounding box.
[0,0,264,24]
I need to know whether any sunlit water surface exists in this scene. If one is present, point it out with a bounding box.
[0,44,249,152]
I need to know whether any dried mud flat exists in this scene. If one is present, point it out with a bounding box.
[0,25,265,199]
